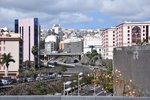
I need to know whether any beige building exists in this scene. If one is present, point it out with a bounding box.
[0,31,21,78]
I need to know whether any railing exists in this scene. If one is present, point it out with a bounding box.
[0,96,150,100]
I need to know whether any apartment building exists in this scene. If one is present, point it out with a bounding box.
[0,31,20,78]
[101,22,150,59]
[101,28,116,59]
[45,34,59,54]
[116,22,150,47]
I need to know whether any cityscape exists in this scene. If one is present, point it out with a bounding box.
[0,0,150,100]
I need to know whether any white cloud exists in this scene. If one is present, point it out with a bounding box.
[58,13,93,24]
[0,0,150,29]
[99,0,150,20]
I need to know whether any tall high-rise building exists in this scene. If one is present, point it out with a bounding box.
[14,18,40,67]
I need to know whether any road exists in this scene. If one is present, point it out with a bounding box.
[72,84,107,96]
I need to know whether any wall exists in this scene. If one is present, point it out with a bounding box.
[0,96,150,100]
[113,45,150,96]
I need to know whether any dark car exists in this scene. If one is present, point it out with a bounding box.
[0,79,3,86]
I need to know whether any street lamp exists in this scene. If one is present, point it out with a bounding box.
[78,72,83,96]
[64,81,72,96]
[93,69,96,96]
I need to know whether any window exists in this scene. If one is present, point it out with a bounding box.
[132,26,141,43]
[128,30,130,33]
[132,26,141,33]
[3,47,5,51]
[137,34,141,38]
[113,31,115,33]
[143,34,145,36]
[128,38,130,40]
[143,26,145,28]
[128,41,130,43]
[128,34,130,36]
[143,30,145,32]
[3,41,5,44]
[128,26,130,29]
[0,47,1,51]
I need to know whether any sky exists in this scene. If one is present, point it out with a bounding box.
[0,0,150,30]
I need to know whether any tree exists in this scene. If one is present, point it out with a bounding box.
[32,45,38,68]
[91,50,98,57]
[86,51,92,59]
[39,40,45,49]
[0,53,15,77]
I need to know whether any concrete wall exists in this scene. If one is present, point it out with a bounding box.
[113,45,150,96]
[0,96,150,100]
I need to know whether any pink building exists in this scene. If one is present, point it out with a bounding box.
[101,28,116,59]
[15,18,40,67]
[116,22,150,47]
[101,22,150,59]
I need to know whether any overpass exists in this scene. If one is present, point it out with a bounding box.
[0,96,149,100]
[40,53,82,61]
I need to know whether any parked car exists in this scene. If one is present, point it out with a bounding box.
[0,79,3,86]
[1,79,10,85]
[47,61,57,68]
[26,77,34,82]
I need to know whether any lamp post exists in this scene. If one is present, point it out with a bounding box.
[64,81,72,96]
[78,72,83,96]
[93,69,96,96]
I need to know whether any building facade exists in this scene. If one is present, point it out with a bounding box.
[45,35,59,54]
[101,22,150,59]
[101,28,116,59]
[59,37,83,53]
[83,34,102,54]
[0,32,20,78]
[15,18,40,67]
[115,22,150,47]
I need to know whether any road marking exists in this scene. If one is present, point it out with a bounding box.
[96,91,103,96]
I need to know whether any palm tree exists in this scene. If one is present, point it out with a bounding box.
[32,45,38,68]
[0,53,15,77]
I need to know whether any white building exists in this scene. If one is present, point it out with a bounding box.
[52,24,63,41]
[52,24,61,34]
[0,31,20,78]
[101,21,150,59]
[83,34,102,54]
[45,35,59,54]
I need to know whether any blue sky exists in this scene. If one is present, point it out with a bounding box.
[0,0,150,30]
